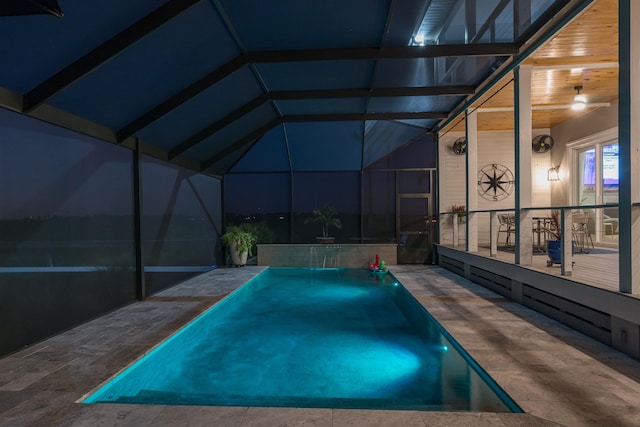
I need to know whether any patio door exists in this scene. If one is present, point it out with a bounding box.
[397,194,433,264]
[573,133,619,242]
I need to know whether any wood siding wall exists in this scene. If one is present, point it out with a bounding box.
[439,130,552,245]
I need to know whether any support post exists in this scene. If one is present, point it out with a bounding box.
[619,0,640,293]
[515,65,533,265]
[466,109,478,252]
[490,211,498,257]
[133,140,146,300]
[452,216,459,248]
[561,208,573,276]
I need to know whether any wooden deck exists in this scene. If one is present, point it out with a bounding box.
[443,243,624,294]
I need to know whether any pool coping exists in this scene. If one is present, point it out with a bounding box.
[1,265,639,426]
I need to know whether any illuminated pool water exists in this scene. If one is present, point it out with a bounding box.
[84,268,521,412]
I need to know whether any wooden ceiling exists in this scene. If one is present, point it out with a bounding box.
[442,0,619,133]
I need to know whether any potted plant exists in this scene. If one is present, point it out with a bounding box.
[451,204,466,223]
[544,210,574,266]
[304,204,342,244]
[238,222,274,256]
[221,225,257,266]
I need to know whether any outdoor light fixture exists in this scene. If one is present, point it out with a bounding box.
[547,166,560,181]
[571,85,587,110]
[413,34,425,45]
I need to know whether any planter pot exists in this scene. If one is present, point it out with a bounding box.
[546,240,574,266]
[229,243,248,266]
[315,237,335,244]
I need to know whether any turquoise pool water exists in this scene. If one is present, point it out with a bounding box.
[84,268,521,412]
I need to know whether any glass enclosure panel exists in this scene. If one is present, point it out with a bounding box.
[495,6,514,42]
[230,125,290,173]
[224,173,291,244]
[362,120,429,169]
[362,171,396,243]
[0,109,136,357]
[287,122,363,171]
[398,171,431,194]
[526,1,559,37]
[398,134,437,168]
[368,133,437,170]
[141,156,222,294]
[224,131,436,254]
[291,172,360,243]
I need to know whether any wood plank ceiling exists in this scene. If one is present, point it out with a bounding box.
[442,0,619,133]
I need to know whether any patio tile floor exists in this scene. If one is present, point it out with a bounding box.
[1,265,639,426]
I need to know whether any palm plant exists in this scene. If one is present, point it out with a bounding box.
[545,210,562,240]
[304,204,342,238]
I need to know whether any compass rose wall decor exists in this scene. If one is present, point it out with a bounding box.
[477,163,515,201]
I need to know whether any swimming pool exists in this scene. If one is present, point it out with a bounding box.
[83,268,521,412]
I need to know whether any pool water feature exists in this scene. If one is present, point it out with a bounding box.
[309,245,341,268]
[83,268,521,412]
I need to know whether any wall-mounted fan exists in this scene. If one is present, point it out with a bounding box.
[532,134,554,153]
[452,137,466,155]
